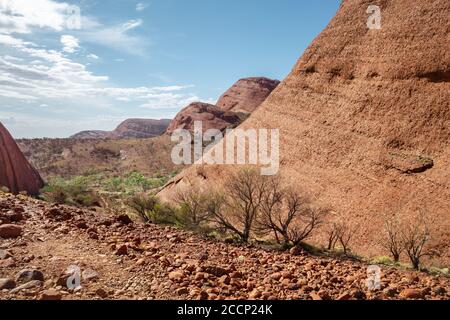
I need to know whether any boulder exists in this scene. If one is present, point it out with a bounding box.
[0,224,22,238]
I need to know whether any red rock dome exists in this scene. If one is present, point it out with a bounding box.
[0,123,44,195]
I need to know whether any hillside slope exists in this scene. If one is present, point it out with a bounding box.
[159,0,450,263]
[17,136,179,180]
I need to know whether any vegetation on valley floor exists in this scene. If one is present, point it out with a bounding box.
[32,167,448,277]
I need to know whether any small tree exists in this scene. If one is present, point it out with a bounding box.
[255,175,284,243]
[326,221,340,251]
[325,215,357,256]
[206,168,268,243]
[380,214,404,262]
[205,191,242,236]
[174,187,210,227]
[257,185,325,248]
[225,168,268,242]
[336,220,355,255]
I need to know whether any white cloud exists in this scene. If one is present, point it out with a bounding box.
[60,35,79,53]
[0,2,207,138]
[0,34,34,46]
[0,35,199,110]
[122,19,143,31]
[81,19,147,56]
[0,0,148,56]
[136,3,149,12]
[3,55,23,62]
[87,53,99,60]
[139,94,199,110]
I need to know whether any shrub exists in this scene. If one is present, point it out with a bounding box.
[41,185,68,204]
[174,187,211,227]
[126,193,181,226]
[257,181,326,248]
[207,168,266,243]
[205,167,326,245]
[371,256,395,265]
[40,177,99,207]
[151,203,181,226]
[126,193,159,222]
[73,191,100,207]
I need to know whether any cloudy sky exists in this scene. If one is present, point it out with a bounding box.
[0,0,339,138]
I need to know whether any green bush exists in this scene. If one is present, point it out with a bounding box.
[152,203,182,226]
[41,185,68,204]
[126,193,181,226]
[126,193,159,222]
[40,176,100,207]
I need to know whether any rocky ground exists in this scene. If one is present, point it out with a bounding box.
[0,193,449,301]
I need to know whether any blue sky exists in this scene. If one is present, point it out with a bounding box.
[0,0,340,138]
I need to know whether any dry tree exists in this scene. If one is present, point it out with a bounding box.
[325,214,358,256]
[257,186,326,248]
[380,213,404,262]
[173,187,211,227]
[208,168,267,242]
[205,167,326,245]
[400,211,436,270]
[326,221,340,251]
[336,220,356,255]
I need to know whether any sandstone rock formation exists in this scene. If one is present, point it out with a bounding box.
[70,119,171,140]
[70,130,109,140]
[0,123,44,195]
[217,77,280,113]
[159,0,450,263]
[165,102,244,134]
[165,77,279,134]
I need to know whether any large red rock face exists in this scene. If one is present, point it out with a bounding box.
[217,77,280,113]
[160,0,450,264]
[165,102,243,134]
[0,123,44,195]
